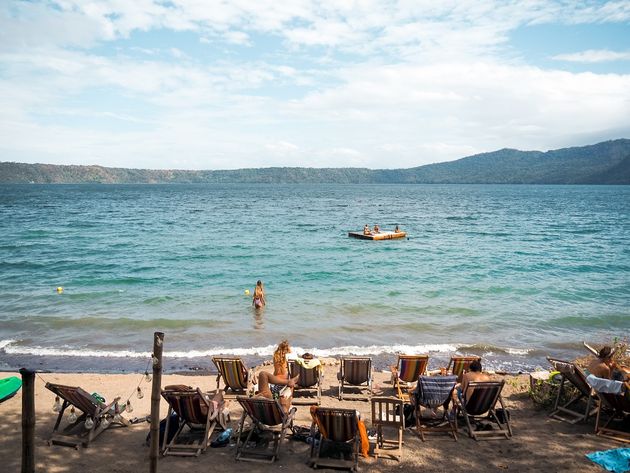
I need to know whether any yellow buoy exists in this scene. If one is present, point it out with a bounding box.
[244,289,250,296]
[56,287,64,294]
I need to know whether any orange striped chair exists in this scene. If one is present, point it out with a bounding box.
[212,356,251,397]
[337,356,373,401]
[391,355,429,401]
[235,397,296,463]
[161,387,227,457]
[45,382,128,448]
[447,356,482,383]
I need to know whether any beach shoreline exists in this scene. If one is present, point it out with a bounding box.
[0,359,619,472]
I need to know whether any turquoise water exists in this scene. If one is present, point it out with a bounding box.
[0,184,628,372]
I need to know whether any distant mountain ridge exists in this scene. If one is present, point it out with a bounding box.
[1,139,629,184]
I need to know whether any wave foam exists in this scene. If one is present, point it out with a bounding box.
[0,340,533,359]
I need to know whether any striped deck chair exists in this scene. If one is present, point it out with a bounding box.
[371,397,404,461]
[235,397,296,463]
[337,356,372,401]
[447,356,481,383]
[45,382,128,449]
[310,407,360,472]
[414,375,458,441]
[212,356,251,398]
[288,359,323,405]
[392,355,429,401]
[547,357,597,424]
[588,375,630,444]
[161,387,228,457]
[456,380,512,440]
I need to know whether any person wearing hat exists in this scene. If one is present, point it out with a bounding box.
[587,346,616,379]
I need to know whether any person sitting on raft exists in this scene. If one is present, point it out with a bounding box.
[394,225,402,233]
[254,340,299,412]
[363,224,372,235]
[373,224,380,234]
[252,280,266,308]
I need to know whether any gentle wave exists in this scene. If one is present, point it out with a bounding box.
[0,340,536,359]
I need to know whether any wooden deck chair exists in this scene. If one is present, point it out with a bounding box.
[547,357,597,424]
[371,397,404,461]
[456,380,512,440]
[414,375,458,441]
[589,376,630,444]
[212,356,251,398]
[392,355,429,402]
[310,407,360,472]
[288,359,323,405]
[338,356,372,401]
[161,387,228,457]
[45,382,128,449]
[235,397,296,463]
[447,356,481,383]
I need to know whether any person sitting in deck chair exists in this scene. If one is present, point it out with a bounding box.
[453,359,491,403]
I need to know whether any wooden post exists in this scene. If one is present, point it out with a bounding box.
[149,332,164,473]
[20,368,35,473]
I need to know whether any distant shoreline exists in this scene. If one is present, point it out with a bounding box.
[1,138,629,184]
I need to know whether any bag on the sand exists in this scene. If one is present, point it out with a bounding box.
[495,408,510,424]
[145,412,179,447]
[394,403,416,426]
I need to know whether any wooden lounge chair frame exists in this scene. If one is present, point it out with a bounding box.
[288,359,323,405]
[392,355,429,402]
[338,356,373,401]
[46,382,128,449]
[447,356,481,383]
[547,357,597,424]
[456,380,512,440]
[310,407,360,472]
[594,388,630,444]
[161,387,227,457]
[414,375,458,442]
[212,356,251,398]
[235,396,296,463]
[371,396,404,461]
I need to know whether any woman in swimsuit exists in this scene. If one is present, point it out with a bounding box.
[255,340,298,412]
[252,280,266,308]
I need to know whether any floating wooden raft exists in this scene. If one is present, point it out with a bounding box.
[348,231,407,240]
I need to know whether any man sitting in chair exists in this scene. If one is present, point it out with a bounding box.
[454,359,491,403]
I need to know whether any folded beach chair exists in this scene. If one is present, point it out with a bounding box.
[447,356,481,383]
[310,407,360,472]
[160,386,228,457]
[414,375,458,441]
[45,382,128,448]
[338,356,372,401]
[288,359,323,405]
[212,356,251,398]
[391,354,429,402]
[587,375,630,444]
[547,357,597,424]
[371,396,405,461]
[456,380,512,440]
[235,396,296,463]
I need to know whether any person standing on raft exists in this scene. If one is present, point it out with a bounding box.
[252,280,266,308]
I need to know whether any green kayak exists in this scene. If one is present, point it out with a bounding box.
[0,376,22,403]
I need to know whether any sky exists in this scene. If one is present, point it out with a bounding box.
[1,1,630,170]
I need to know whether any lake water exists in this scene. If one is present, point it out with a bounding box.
[0,184,628,374]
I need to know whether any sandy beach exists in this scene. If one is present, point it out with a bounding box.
[1,359,622,473]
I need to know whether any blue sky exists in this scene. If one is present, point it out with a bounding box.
[1,1,629,170]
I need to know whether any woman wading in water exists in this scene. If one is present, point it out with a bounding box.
[252,280,266,309]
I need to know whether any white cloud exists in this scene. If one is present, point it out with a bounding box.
[1,1,630,169]
[552,49,630,63]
